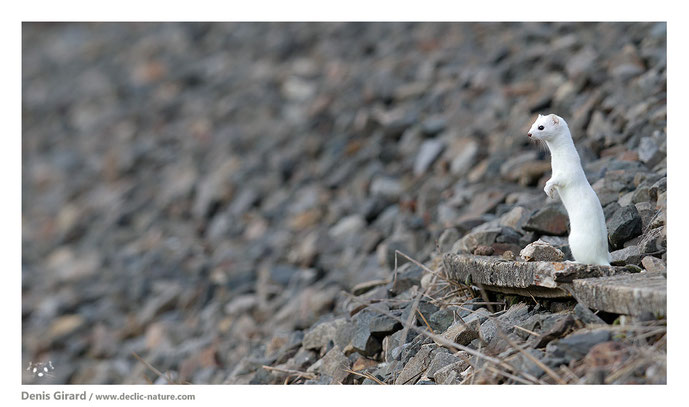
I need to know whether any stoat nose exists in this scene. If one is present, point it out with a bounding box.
[527,133,532,138]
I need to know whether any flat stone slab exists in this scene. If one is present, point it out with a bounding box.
[571,273,666,317]
[442,253,625,298]
[442,254,666,316]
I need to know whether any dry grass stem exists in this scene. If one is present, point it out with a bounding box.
[261,365,316,381]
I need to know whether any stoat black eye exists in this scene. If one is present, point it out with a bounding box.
[538,125,544,130]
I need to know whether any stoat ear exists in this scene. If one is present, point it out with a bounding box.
[550,114,560,125]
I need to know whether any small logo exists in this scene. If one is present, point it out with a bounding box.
[27,361,55,378]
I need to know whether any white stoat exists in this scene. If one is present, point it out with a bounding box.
[527,114,611,266]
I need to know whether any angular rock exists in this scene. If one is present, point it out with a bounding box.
[499,206,532,231]
[641,256,666,274]
[384,329,419,363]
[574,304,606,326]
[440,308,491,346]
[389,263,424,295]
[520,240,565,262]
[638,226,666,254]
[523,205,569,236]
[394,344,434,384]
[302,318,347,351]
[401,300,440,328]
[351,311,382,357]
[511,348,546,379]
[428,308,455,333]
[607,205,642,249]
[334,320,357,351]
[285,348,319,371]
[369,314,402,336]
[433,357,471,384]
[426,351,462,380]
[545,329,611,366]
[306,346,351,384]
[610,245,642,266]
[479,303,532,351]
[638,136,664,167]
[454,228,501,254]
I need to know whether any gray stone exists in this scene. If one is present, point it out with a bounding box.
[635,202,656,231]
[302,318,348,351]
[479,303,531,351]
[454,228,501,254]
[617,191,634,207]
[610,245,642,266]
[437,228,460,254]
[638,226,666,254]
[426,351,461,380]
[520,240,565,262]
[334,320,357,351]
[440,308,491,346]
[370,177,403,201]
[574,304,606,326]
[394,344,434,384]
[523,205,569,236]
[414,139,445,176]
[499,206,532,231]
[270,264,300,286]
[450,139,479,175]
[421,116,447,136]
[401,301,440,327]
[385,329,419,362]
[389,263,424,295]
[545,329,611,365]
[511,348,546,379]
[567,46,597,78]
[500,151,538,180]
[607,205,642,249]
[631,187,652,204]
[306,346,351,383]
[329,214,366,241]
[428,308,455,333]
[603,202,621,222]
[433,357,471,384]
[369,314,401,336]
[398,334,431,366]
[351,311,382,357]
[641,256,666,274]
[638,136,664,167]
[285,348,319,370]
[649,177,667,198]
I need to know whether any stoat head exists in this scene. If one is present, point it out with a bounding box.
[527,114,569,142]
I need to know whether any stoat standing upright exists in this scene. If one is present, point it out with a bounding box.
[527,114,611,266]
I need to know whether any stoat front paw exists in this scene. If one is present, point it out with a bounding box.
[544,181,556,198]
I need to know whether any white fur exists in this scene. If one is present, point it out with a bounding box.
[528,114,611,266]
